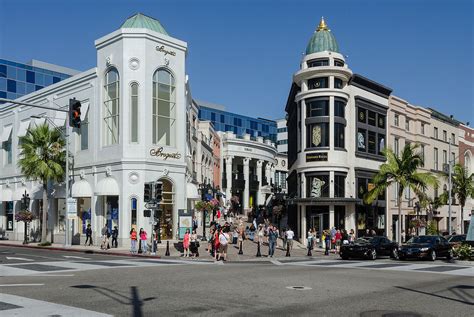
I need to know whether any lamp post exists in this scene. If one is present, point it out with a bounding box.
[21,190,31,245]
[414,201,420,236]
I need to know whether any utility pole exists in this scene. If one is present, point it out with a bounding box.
[448,137,452,236]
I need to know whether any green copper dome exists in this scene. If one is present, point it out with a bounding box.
[305,17,339,55]
[121,13,169,36]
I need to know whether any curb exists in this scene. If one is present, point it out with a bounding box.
[0,242,162,259]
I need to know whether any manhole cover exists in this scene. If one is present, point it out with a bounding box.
[286,286,312,290]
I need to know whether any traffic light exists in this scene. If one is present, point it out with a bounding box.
[144,183,152,203]
[144,210,151,217]
[155,181,163,203]
[21,192,30,211]
[69,98,81,128]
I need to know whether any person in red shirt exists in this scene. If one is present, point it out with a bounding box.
[130,228,138,254]
[335,229,342,254]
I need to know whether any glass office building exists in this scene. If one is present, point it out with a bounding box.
[196,100,277,142]
[0,59,77,102]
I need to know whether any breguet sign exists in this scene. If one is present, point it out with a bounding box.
[150,147,181,160]
[306,152,328,162]
[156,45,176,56]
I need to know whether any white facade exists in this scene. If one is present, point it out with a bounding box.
[0,15,190,244]
[276,118,288,153]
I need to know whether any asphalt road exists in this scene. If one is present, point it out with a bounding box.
[0,246,473,317]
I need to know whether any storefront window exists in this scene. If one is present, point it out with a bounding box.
[131,198,137,231]
[6,201,13,231]
[334,174,345,198]
[78,198,91,234]
[334,123,345,149]
[357,129,366,151]
[306,174,329,198]
[368,131,376,154]
[153,69,176,146]
[307,123,329,148]
[106,196,119,233]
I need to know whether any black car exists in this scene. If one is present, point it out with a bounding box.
[446,235,467,247]
[339,236,399,260]
[399,235,453,261]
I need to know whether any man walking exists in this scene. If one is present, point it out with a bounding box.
[101,224,110,250]
[285,227,294,252]
[84,224,93,246]
[268,226,278,257]
[111,226,119,248]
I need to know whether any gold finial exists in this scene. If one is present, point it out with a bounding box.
[316,16,330,32]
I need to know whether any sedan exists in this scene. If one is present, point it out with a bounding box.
[340,236,399,260]
[399,235,453,261]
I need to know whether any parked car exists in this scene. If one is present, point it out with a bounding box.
[446,235,467,247]
[399,235,453,261]
[339,236,399,260]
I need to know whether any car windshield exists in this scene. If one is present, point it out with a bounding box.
[408,236,435,244]
[354,238,373,244]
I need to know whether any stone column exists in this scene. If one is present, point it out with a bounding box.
[256,160,263,206]
[243,158,250,211]
[301,172,306,198]
[265,162,271,186]
[225,156,233,202]
[329,205,335,230]
[270,164,276,186]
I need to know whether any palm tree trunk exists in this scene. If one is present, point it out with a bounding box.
[460,205,464,234]
[41,183,48,242]
[398,194,402,245]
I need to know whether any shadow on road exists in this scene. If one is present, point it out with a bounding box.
[71,284,156,316]
[395,285,473,306]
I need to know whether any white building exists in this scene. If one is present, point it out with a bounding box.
[285,18,392,242]
[0,13,192,244]
[276,118,288,154]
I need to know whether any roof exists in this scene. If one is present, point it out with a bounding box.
[120,13,169,35]
[306,17,340,55]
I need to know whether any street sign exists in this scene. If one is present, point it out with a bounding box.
[145,202,158,209]
[67,198,77,217]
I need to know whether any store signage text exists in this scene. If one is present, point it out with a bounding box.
[156,45,176,56]
[306,152,328,162]
[150,147,181,160]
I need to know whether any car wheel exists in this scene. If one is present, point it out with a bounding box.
[447,249,453,260]
[399,255,405,261]
[341,255,349,260]
[391,248,399,260]
[430,250,437,261]
[370,249,377,260]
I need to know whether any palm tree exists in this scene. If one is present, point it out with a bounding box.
[445,164,474,234]
[18,123,65,242]
[364,144,438,244]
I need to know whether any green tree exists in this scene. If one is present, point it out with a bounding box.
[364,144,438,244]
[446,164,474,234]
[18,123,65,243]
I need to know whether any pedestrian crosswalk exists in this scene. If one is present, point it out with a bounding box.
[282,258,474,277]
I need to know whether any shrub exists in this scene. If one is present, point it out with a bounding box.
[453,244,472,260]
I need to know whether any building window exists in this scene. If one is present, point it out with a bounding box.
[220,114,225,123]
[234,117,242,127]
[394,114,399,126]
[334,174,345,198]
[80,112,89,150]
[378,115,385,129]
[357,128,366,151]
[378,134,385,155]
[307,123,329,148]
[434,127,438,139]
[334,78,343,89]
[443,150,447,165]
[421,123,425,135]
[358,108,366,123]
[306,174,330,198]
[3,134,12,165]
[334,123,345,148]
[308,77,328,90]
[130,83,139,143]
[307,59,329,67]
[394,138,399,155]
[6,201,13,230]
[103,68,120,146]
[451,133,455,144]
[306,98,329,117]
[368,131,376,154]
[434,147,438,170]
[153,69,176,146]
[334,99,345,118]
[131,198,137,230]
[334,59,345,67]
[405,118,410,131]
[442,130,447,142]
[368,111,376,126]
[451,152,455,164]
[211,112,216,122]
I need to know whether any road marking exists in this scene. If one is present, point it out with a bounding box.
[30,274,75,277]
[0,283,44,287]
[270,260,283,265]
[63,255,90,260]
[5,256,34,261]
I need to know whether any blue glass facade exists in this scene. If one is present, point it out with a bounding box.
[0,59,71,102]
[198,106,277,142]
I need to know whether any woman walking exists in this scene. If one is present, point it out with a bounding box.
[190,229,199,258]
[183,229,191,257]
[139,228,147,254]
[130,228,138,254]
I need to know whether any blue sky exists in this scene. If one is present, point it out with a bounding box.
[1,0,472,123]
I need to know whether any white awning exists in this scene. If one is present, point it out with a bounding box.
[95,177,120,196]
[186,182,200,200]
[52,111,66,128]
[17,120,31,137]
[13,187,29,201]
[80,102,90,121]
[1,187,13,202]
[1,125,12,142]
[33,117,46,127]
[72,180,92,198]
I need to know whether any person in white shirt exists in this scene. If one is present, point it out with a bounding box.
[218,229,229,261]
[285,228,295,251]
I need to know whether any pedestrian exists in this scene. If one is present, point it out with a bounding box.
[268,226,278,257]
[232,228,239,244]
[84,224,92,246]
[192,216,198,232]
[342,229,349,245]
[349,229,355,243]
[139,228,148,254]
[257,224,265,246]
[208,227,215,256]
[151,229,158,255]
[321,230,326,249]
[401,230,406,243]
[307,228,314,254]
[101,224,110,250]
[335,229,342,254]
[324,230,331,256]
[183,228,190,257]
[111,226,118,248]
[285,227,294,251]
[282,227,287,250]
[130,228,138,254]
[218,228,229,261]
[190,229,199,258]
[228,211,234,224]
[214,228,221,260]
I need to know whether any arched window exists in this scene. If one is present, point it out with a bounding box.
[465,152,471,174]
[153,69,176,146]
[130,83,139,143]
[103,68,120,145]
